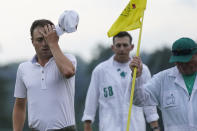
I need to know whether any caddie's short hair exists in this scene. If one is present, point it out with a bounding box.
[113,31,132,44]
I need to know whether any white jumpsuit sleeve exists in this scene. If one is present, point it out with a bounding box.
[143,106,159,123]
[14,64,27,98]
[82,67,100,123]
[134,65,159,123]
[133,66,162,107]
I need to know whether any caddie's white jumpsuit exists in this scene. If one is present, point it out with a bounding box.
[82,56,159,131]
[133,66,197,131]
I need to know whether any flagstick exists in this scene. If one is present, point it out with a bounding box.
[126,12,145,131]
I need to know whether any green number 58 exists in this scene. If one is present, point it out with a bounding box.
[103,86,113,97]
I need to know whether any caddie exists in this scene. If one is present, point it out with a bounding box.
[82,31,160,131]
[131,37,197,131]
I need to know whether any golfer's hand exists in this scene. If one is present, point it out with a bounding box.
[39,24,59,47]
[129,56,143,77]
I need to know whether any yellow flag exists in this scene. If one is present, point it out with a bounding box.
[107,0,147,37]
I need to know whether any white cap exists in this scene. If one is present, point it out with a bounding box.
[55,10,79,36]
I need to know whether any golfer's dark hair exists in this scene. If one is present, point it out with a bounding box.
[113,31,132,44]
[30,19,54,39]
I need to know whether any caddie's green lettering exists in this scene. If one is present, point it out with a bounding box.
[103,86,114,97]
[104,88,108,97]
[108,86,113,96]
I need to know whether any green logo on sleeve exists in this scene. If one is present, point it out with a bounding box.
[103,86,114,97]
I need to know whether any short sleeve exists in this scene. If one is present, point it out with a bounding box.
[14,64,27,98]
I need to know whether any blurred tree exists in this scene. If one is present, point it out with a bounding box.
[0,78,10,127]
[87,44,113,74]
[0,64,29,131]
[141,47,175,75]
[75,55,90,130]
[0,64,17,130]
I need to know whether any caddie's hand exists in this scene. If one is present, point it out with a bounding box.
[39,24,59,47]
[84,120,92,131]
[129,56,143,77]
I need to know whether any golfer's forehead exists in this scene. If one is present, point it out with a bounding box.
[33,27,44,38]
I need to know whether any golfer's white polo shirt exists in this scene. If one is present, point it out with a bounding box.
[14,54,77,131]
